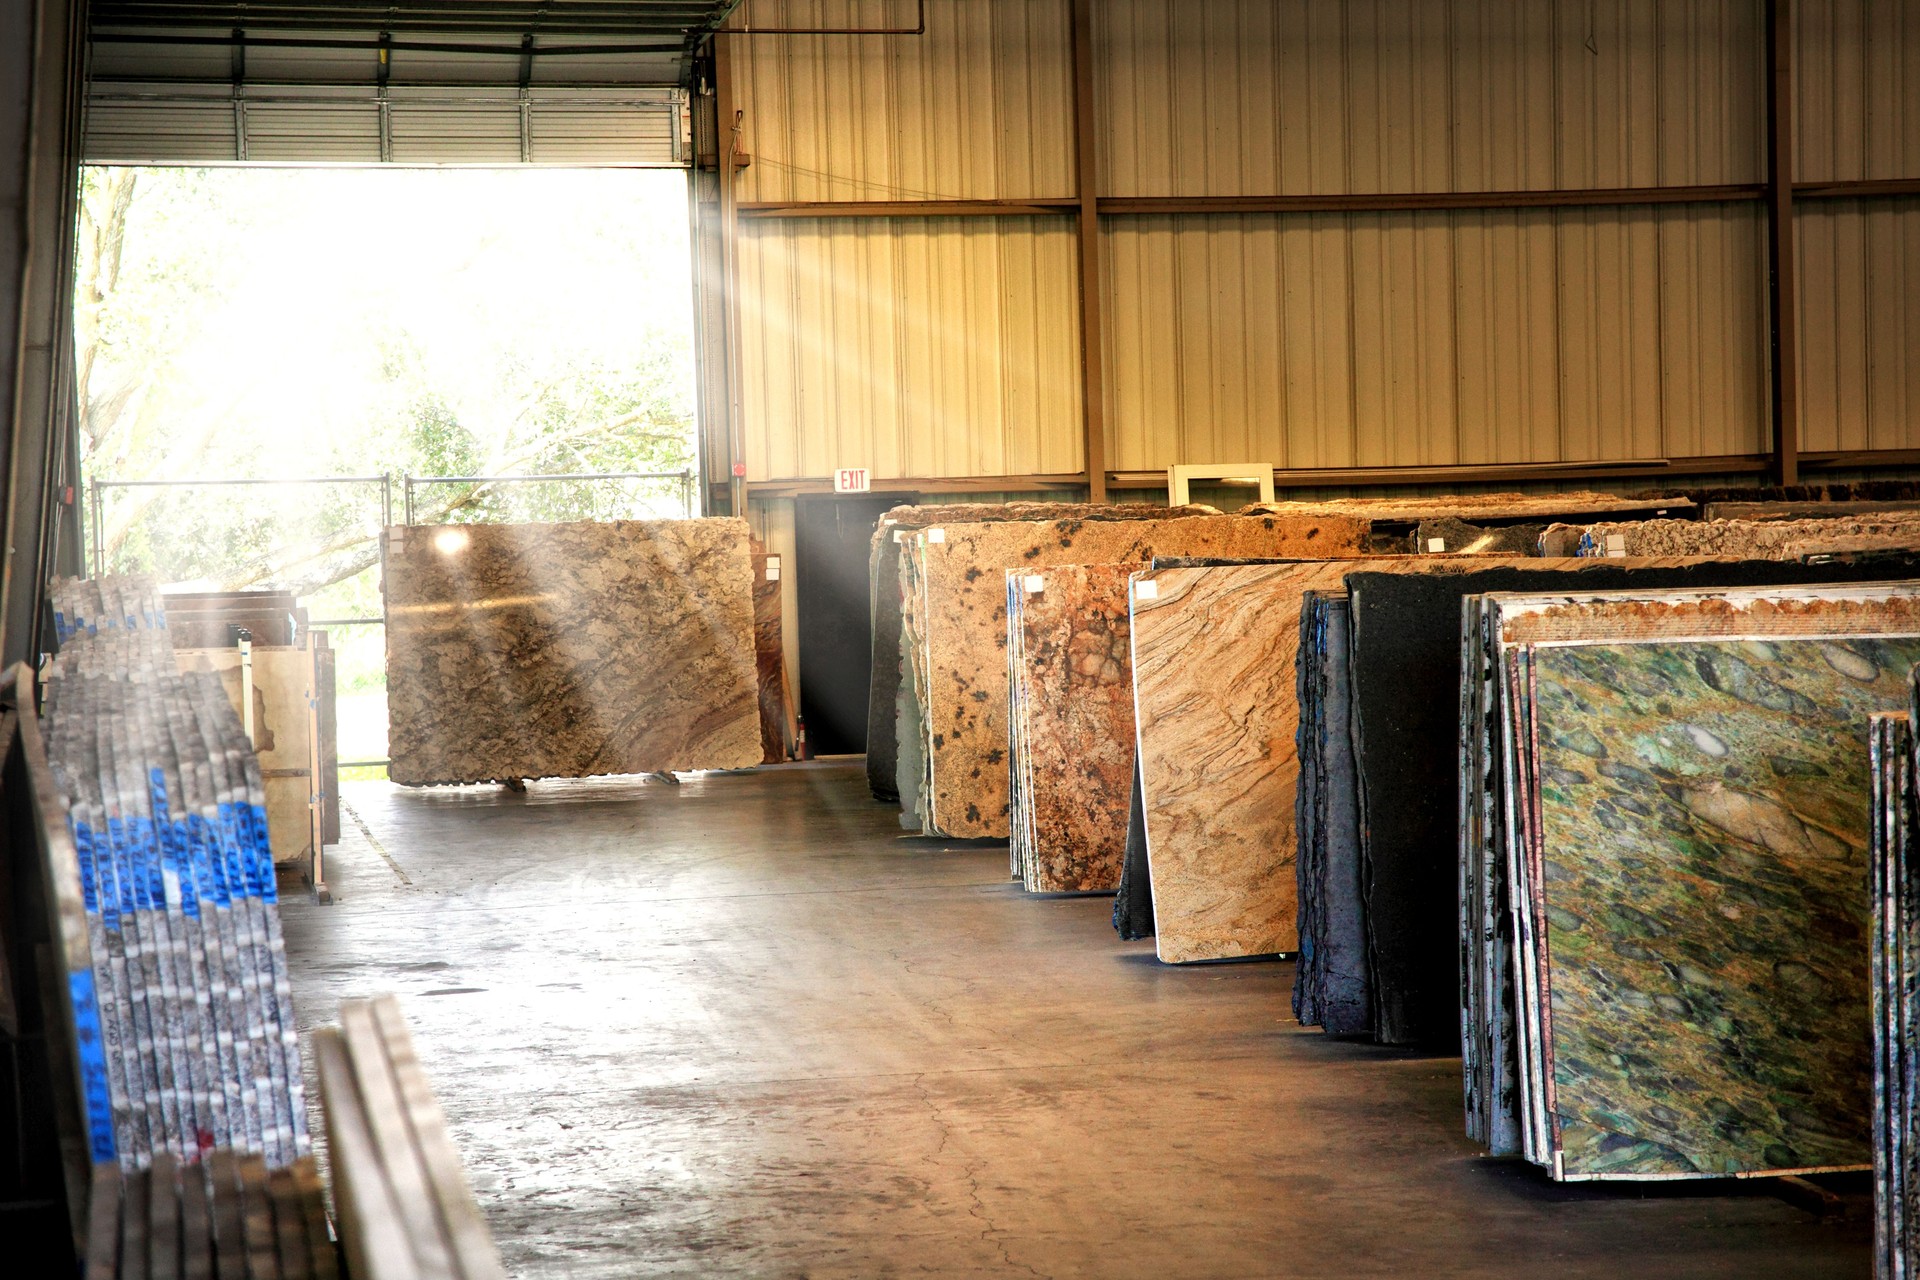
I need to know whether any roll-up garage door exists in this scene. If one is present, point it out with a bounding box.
[84,2,739,166]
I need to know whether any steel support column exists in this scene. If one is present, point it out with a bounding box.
[1765,0,1800,487]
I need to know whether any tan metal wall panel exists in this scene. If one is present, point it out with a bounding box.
[736,216,1082,479]
[1096,0,1762,196]
[1797,199,1920,452]
[1795,0,1920,183]
[1102,205,1768,472]
[732,0,1074,202]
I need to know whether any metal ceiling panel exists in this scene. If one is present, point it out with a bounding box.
[86,0,730,163]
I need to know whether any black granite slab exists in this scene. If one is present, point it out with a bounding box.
[1112,757,1155,941]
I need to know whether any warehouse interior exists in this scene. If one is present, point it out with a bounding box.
[5,1,1920,1276]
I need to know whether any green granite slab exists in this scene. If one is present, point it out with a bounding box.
[1529,634,1920,1178]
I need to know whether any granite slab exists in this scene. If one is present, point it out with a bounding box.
[1554,514,1920,559]
[1292,591,1368,1034]
[752,545,787,765]
[1466,580,1920,1164]
[865,502,1204,803]
[1526,631,1920,1178]
[1868,710,1911,1280]
[908,514,1371,839]
[384,519,761,785]
[1112,756,1155,941]
[1006,563,1142,893]
[1128,561,1364,963]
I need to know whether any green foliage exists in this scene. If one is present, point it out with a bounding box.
[80,165,701,593]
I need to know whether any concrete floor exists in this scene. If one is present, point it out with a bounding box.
[280,762,1870,1278]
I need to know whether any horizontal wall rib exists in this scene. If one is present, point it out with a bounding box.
[737,179,1920,219]
[738,451,1920,497]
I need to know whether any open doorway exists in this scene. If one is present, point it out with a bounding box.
[75,165,701,774]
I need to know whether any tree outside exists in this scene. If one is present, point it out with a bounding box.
[76,166,701,772]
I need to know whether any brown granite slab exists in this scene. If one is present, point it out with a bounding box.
[909,514,1371,839]
[384,518,761,785]
[865,502,1215,803]
[1007,563,1142,893]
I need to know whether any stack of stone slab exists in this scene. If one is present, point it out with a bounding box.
[1463,581,1920,1179]
[1285,553,1920,1047]
[383,518,763,785]
[1869,706,1912,1280]
[900,512,1372,840]
[1544,512,1920,558]
[865,502,1215,805]
[44,576,310,1175]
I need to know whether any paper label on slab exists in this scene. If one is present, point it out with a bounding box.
[765,558,781,582]
[1135,579,1159,601]
[1023,575,1045,594]
[1427,538,1446,552]
[1605,533,1627,558]
[926,528,945,543]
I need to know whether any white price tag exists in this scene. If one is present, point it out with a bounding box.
[1135,579,1159,601]
[1605,533,1627,558]
[765,556,781,582]
[1023,575,1045,594]
[926,528,946,543]
[1427,538,1446,553]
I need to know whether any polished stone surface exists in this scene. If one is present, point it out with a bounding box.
[866,503,1198,803]
[1007,563,1140,894]
[908,515,1369,839]
[282,766,1873,1278]
[1558,515,1920,558]
[384,519,761,785]
[1130,562,1352,963]
[1529,634,1920,1178]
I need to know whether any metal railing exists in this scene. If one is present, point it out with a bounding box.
[399,468,695,525]
[89,475,393,578]
[87,468,701,576]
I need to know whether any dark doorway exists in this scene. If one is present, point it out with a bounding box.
[795,494,900,756]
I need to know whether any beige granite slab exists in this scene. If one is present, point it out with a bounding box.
[909,514,1372,838]
[1007,563,1142,893]
[384,518,761,784]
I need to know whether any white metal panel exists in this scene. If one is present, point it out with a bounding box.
[736,215,1082,479]
[85,83,685,165]
[732,0,1074,202]
[1096,0,1763,196]
[1794,0,1920,183]
[1102,205,1768,472]
[1797,199,1920,452]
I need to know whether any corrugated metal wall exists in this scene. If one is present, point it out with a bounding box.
[1098,0,1761,195]
[737,216,1083,478]
[1101,205,1770,472]
[733,0,1073,202]
[725,0,1917,484]
[1794,0,1920,183]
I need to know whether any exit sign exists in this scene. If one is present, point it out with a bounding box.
[834,467,871,494]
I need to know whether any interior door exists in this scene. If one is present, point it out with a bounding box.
[794,494,899,756]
